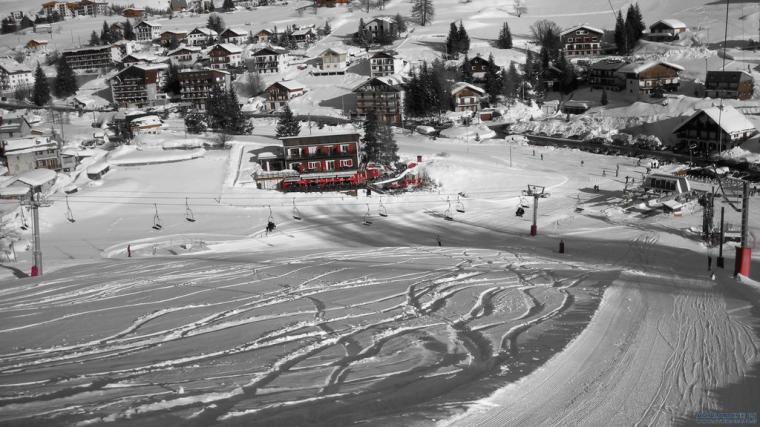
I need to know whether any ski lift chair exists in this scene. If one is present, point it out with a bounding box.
[185,197,196,222]
[455,194,465,213]
[152,204,162,230]
[362,204,373,225]
[292,199,302,220]
[65,196,75,223]
[378,198,388,217]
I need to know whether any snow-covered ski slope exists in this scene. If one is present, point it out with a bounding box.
[0,134,759,425]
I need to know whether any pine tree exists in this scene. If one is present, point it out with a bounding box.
[100,20,112,44]
[614,10,627,54]
[207,13,224,34]
[411,0,434,26]
[601,88,608,105]
[501,67,513,98]
[361,110,381,163]
[457,21,469,54]
[123,20,135,40]
[275,105,300,137]
[625,4,645,48]
[558,53,576,94]
[445,22,458,56]
[163,63,181,96]
[497,22,513,49]
[404,69,423,117]
[483,53,502,104]
[507,62,521,98]
[32,63,50,106]
[395,13,406,33]
[461,54,473,82]
[323,21,331,35]
[378,124,399,165]
[632,3,646,40]
[53,56,77,97]
[89,30,100,46]
[222,0,234,11]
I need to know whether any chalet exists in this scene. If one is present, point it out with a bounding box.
[178,68,231,110]
[219,28,248,45]
[561,100,591,115]
[673,106,757,154]
[255,29,273,43]
[121,8,145,18]
[541,64,563,92]
[352,76,403,126]
[130,115,163,134]
[0,114,32,142]
[316,47,347,75]
[111,39,135,57]
[369,51,403,77]
[451,82,485,112]
[0,59,33,93]
[110,22,125,38]
[209,43,243,70]
[167,46,203,66]
[109,63,168,107]
[648,19,687,41]
[616,61,683,98]
[187,27,217,46]
[365,17,397,41]
[159,30,187,47]
[120,52,169,66]
[250,46,287,74]
[466,55,489,81]
[41,1,72,17]
[560,24,604,57]
[2,136,60,175]
[135,21,161,42]
[78,0,110,16]
[281,132,361,183]
[705,71,754,100]
[25,39,48,52]
[588,61,624,91]
[265,80,306,111]
[34,24,52,34]
[292,27,316,44]
[62,45,119,70]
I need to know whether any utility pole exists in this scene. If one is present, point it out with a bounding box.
[525,185,548,236]
[22,187,44,276]
[717,206,725,268]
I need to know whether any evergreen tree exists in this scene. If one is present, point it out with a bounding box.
[19,16,34,30]
[430,58,452,112]
[100,20,112,44]
[185,112,207,133]
[625,3,645,48]
[378,124,399,165]
[275,105,300,137]
[445,22,458,56]
[206,84,225,127]
[208,0,215,12]
[601,88,608,106]
[361,110,381,163]
[395,13,406,33]
[411,0,434,26]
[356,18,369,47]
[404,69,423,117]
[32,63,50,106]
[53,57,77,97]
[524,50,536,85]
[501,67,513,99]
[497,22,513,49]
[89,30,100,46]
[163,63,181,96]
[461,54,473,83]
[614,10,627,54]
[207,13,224,34]
[323,21,331,35]
[222,0,234,11]
[483,53,502,104]
[558,53,576,94]
[507,62,521,98]
[123,20,135,40]
[457,21,470,54]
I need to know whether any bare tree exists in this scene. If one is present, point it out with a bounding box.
[530,19,561,48]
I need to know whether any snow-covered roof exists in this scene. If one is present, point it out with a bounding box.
[253,46,286,55]
[86,161,109,174]
[560,23,604,37]
[616,61,684,75]
[131,115,163,127]
[190,27,217,36]
[321,47,347,56]
[138,20,161,27]
[168,46,202,55]
[352,76,403,91]
[4,136,55,153]
[27,39,48,45]
[0,184,32,198]
[368,16,396,25]
[270,80,305,91]
[222,28,248,37]
[590,61,625,71]
[15,168,57,187]
[214,43,243,54]
[451,82,485,96]
[370,51,394,59]
[673,106,757,135]
[0,58,31,74]
[292,28,315,36]
[651,19,687,30]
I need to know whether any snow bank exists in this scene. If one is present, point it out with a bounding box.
[439,124,496,142]
[108,146,206,166]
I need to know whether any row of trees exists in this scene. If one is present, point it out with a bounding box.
[89,20,135,46]
[445,22,470,56]
[31,57,78,106]
[614,3,645,54]
[1,12,62,34]
[184,84,250,135]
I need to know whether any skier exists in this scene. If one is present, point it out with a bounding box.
[127,244,131,258]
[602,169,606,177]
[436,235,442,246]
[580,160,584,167]
[541,154,544,160]
[266,221,276,234]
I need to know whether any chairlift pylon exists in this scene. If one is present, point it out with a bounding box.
[362,204,373,226]
[266,205,276,233]
[292,198,302,220]
[185,197,196,222]
[152,203,162,230]
[455,194,465,213]
[378,198,388,217]
[65,196,75,223]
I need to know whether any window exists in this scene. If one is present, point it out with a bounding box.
[289,148,299,157]
[340,159,353,168]
[340,144,350,153]
[307,146,317,155]
[308,161,319,170]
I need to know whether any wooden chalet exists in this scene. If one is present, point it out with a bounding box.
[559,24,604,57]
[265,80,306,111]
[616,61,683,98]
[451,82,485,112]
[648,19,687,41]
[352,76,403,126]
[280,132,363,191]
[673,105,757,154]
[705,71,754,100]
